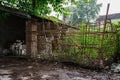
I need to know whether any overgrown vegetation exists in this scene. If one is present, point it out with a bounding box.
[111,22,120,62]
[56,23,117,66]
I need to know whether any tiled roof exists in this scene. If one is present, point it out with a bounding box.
[97,13,120,21]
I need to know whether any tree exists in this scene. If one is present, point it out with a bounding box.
[66,0,102,25]
[0,0,77,17]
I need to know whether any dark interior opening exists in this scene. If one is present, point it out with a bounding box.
[0,12,26,55]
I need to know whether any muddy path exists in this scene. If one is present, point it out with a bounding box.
[0,57,120,80]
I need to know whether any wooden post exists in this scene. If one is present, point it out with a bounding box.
[26,20,31,57]
[31,20,38,59]
[99,4,110,67]
[26,20,38,59]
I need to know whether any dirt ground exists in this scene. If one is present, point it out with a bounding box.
[0,57,120,80]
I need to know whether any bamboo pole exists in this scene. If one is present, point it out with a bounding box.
[100,3,110,67]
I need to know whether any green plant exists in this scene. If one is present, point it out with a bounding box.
[58,23,117,65]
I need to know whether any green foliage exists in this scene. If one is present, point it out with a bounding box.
[57,23,117,65]
[0,0,101,21]
[113,21,120,53]
[66,0,102,25]
[42,16,62,22]
[0,0,78,17]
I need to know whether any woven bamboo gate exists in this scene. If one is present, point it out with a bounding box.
[58,23,117,68]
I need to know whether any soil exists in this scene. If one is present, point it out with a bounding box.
[0,57,120,80]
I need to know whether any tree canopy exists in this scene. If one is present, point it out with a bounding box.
[0,0,101,22]
[66,0,102,25]
[0,0,76,17]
